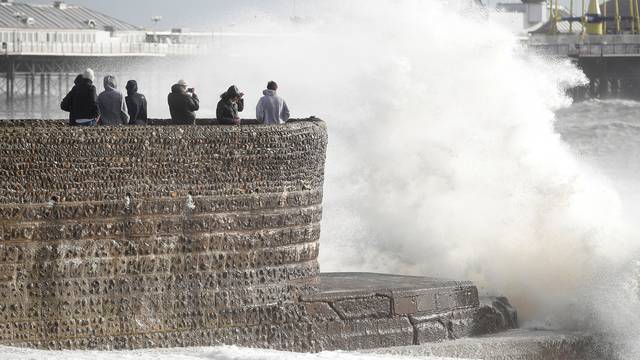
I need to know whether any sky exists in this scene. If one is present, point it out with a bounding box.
[25,0,302,30]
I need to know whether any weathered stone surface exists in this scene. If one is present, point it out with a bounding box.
[333,296,392,320]
[414,319,449,343]
[301,273,509,352]
[313,317,415,351]
[0,119,327,351]
[410,296,518,344]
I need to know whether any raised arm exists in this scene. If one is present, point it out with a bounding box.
[237,98,244,112]
[188,94,200,111]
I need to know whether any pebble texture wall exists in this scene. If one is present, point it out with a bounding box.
[0,119,327,350]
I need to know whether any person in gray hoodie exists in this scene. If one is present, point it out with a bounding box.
[97,75,130,126]
[256,81,290,125]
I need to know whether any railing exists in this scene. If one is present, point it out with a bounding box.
[528,34,640,57]
[2,41,210,56]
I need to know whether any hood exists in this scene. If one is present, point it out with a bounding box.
[263,89,277,96]
[74,74,83,86]
[126,80,138,95]
[221,85,241,99]
[103,75,117,92]
[171,84,185,94]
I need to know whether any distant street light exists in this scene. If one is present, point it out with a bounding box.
[151,16,162,43]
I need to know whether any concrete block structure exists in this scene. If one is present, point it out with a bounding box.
[0,119,516,352]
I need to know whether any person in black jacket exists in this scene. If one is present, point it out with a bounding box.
[216,85,244,125]
[168,79,199,125]
[60,68,99,126]
[60,74,84,126]
[125,80,148,125]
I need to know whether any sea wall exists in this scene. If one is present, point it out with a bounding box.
[0,119,327,350]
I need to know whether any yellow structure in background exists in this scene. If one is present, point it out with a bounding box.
[585,0,604,34]
[548,0,640,35]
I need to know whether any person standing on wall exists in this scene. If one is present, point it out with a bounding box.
[168,79,200,125]
[125,80,148,125]
[256,81,290,125]
[60,74,84,126]
[60,69,99,126]
[216,85,244,125]
[97,75,130,126]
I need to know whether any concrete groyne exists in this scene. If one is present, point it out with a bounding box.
[0,119,326,350]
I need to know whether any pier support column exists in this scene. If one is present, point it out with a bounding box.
[45,73,51,118]
[30,73,35,117]
[5,58,14,117]
[40,73,45,117]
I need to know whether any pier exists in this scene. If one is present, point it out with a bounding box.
[0,0,213,118]
[502,0,640,99]
[528,34,640,98]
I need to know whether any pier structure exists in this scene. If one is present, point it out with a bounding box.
[528,34,640,98]
[0,0,214,118]
[518,0,640,99]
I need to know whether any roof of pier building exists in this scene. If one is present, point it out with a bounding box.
[0,0,140,31]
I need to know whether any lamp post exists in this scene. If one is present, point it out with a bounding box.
[151,16,162,43]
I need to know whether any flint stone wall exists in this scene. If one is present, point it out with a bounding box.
[0,119,327,350]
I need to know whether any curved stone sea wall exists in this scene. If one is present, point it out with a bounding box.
[0,119,327,350]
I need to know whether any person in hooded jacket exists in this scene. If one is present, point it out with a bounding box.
[256,81,290,125]
[60,74,84,126]
[97,75,130,126]
[216,85,244,125]
[168,79,199,125]
[60,69,99,126]
[125,80,148,125]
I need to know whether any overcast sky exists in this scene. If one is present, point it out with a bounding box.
[25,0,300,29]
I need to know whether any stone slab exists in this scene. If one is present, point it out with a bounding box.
[302,273,479,316]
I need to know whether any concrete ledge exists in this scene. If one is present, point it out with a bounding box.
[300,273,517,352]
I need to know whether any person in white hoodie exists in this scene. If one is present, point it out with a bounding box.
[97,75,130,126]
[256,81,290,125]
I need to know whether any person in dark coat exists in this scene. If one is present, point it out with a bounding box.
[125,80,148,125]
[60,74,84,126]
[216,85,244,125]
[168,79,199,125]
[60,68,99,126]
